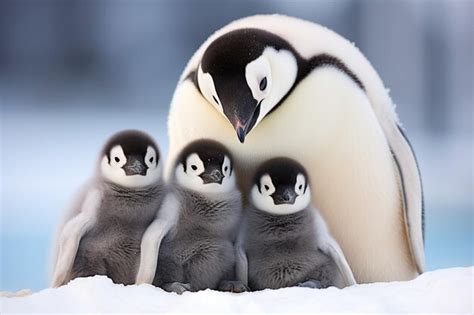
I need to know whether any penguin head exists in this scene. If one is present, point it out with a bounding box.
[250,158,311,215]
[99,130,162,188]
[197,29,298,143]
[174,139,236,194]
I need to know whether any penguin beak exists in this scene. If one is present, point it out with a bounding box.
[235,121,249,144]
[123,156,147,176]
[232,101,261,144]
[272,188,297,205]
[199,168,224,184]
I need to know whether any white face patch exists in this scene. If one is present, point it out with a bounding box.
[110,145,126,168]
[100,145,162,188]
[144,146,157,169]
[250,173,311,215]
[245,55,272,102]
[295,173,306,196]
[175,154,236,194]
[246,47,298,128]
[197,65,225,116]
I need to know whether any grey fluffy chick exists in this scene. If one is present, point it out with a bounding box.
[51,130,165,287]
[236,158,356,291]
[136,139,244,294]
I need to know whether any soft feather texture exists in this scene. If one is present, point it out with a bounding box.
[152,187,242,291]
[51,179,166,287]
[240,205,346,290]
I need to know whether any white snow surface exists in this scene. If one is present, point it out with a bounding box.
[1,267,472,313]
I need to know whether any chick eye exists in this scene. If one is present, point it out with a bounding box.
[224,166,228,172]
[114,157,120,163]
[299,185,303,190]
[259,77,267,91]
[149,157,154,163]
[191,165,198,171]
[264,185,269,191]
[212,95,219,105]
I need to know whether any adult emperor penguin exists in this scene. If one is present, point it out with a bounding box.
[166,15,424,283]
[51,130,165,287]
[237,157,355,290]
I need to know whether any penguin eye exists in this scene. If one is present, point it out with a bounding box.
[264,185,270,191]
[114,157,120,163]
[298,184,303,190]
[149,157,154,163]
[259,77,267,91]
[212,95,219,105]
[191,165,198,171]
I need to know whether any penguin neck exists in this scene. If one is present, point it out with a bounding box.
[249,206,312,239]
[104,180,165,202]
[174,186,241,233]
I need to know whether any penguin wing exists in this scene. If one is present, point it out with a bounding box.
[388,124,425,273]
[313,211,357,287]
[51,187,103,287]
[49,180,93,281]
[135,193,180,284]
[234,219,248,286]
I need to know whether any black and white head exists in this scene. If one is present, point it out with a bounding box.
[174,139,235,194]
[100,130,162,188]
[251,158,311,215]
[197,28,299,143]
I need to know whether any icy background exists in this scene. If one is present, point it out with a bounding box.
[1,0,473,292]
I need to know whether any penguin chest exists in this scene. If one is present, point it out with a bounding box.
[75,196,158,273]
[161,204,237,264]
[79,220,143,263]
[246,236,320,290]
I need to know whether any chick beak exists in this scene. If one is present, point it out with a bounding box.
[273,188,298,205]
[199,168,224,184]
[123,156,147,176]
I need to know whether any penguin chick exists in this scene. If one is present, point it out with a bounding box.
[135,139,244,294]
[51,130,165,287]
[236,157,356,291]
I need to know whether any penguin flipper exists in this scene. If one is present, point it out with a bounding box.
[388,124,425,274]
[51,188,102,287]
[135,193,180,284]
[313,211,356,287]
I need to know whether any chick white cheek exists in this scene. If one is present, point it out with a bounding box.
[100,156,126,183]
[222,156,232,177]
[186,153,205,175]
[250,184,276,213]
[175,154,206,191]
[295,174,306,196]
[260,174,276,196]
[292,186,311,211]
[144,159,162,183]
[144,146,157,169]
[219,168,236,192]
[110,145,127,168]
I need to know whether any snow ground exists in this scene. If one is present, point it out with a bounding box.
[1,267,472,313]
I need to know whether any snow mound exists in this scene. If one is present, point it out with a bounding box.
[1,267,472,313]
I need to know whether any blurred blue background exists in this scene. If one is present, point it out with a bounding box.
[1,0,472,292]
